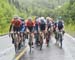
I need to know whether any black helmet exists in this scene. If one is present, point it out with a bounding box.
[21,18,25,21]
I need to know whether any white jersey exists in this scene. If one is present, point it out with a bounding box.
[39,17,47,24]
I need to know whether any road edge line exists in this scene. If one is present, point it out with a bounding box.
[15,45,28,60]
[65,33,75,41]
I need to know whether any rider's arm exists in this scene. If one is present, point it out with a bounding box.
[33,21,35,32]
[45,20,47,32]
[9,24,12,32]
[25,20,27,31]
[38,22,41,32]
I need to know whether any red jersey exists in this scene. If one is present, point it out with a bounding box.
[26,20,35,27]
[11,19,22,27]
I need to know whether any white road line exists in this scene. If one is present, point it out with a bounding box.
[65,33,75,41]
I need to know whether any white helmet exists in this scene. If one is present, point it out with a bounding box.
[40,17,45,20]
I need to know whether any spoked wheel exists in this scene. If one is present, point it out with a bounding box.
[59,35,63,48]
[29,42,32,53]
[46,31,51,47]
[30,44,32,53]
[13,32,21,53]
[20,32,25,47]
[35,33,39,46]
[39,36,43,50]
[15,41,19,53]
[55,32,59,44]
[58,31,63,49]
[14,33,18,52]
[40,40,43,50]
[29,33,33,53]
[46,39,49,47]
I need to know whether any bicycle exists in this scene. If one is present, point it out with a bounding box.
[10,31,21,52]
[28,32,33,53]
[20,32,26,47]
[57,30,63,48]
[46,28,51,47]
[34,31,39,46]
[39,32,43,50]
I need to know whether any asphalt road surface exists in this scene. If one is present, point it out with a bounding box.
[0,34,75,60]
[20,34,75,60]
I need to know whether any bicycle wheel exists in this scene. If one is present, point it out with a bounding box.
[60,34,63,48]
[11,33,15,44]
[28,33,33,53]
[14,33,19,52]
[46,39,49,47]
[40,35,43,50]
[35,33,39,46]
[40,43,42,50]
[58,31,63,48]
[55,31,59,45]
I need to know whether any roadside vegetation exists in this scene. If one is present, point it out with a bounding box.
[0,0,75,36]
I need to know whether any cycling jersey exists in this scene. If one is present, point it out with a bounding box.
[26,20,35,32]
[47,20,51,29]
[26,20,35,27]
[39,19,46,31]
[11,19,22,27]
[35,18,40,32]
[57,20,64,30]
[20,21,25,32]
[11,19,22,31]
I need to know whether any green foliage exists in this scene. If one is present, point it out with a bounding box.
[54,1,75,35]
[0,0,75,35]
[65,24,75,36]
[0,0,26,35]
[11,0,69,17]
[53,1,75,24]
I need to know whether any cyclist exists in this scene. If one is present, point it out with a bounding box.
[20,18,25,33]
[39,17,47,37]
[55,16,65,48]
[9,16,22,44]
[39,17,46,50]
[54,20,58,33]
[34,16,40,33]
[46,17,54,31]
[25,17,35,47]
[57,16,64,32]
[20,18,26,47]
[46,17,53,46]
[34,17,40,46]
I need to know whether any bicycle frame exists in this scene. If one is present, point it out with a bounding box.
[10,31,21,52]
[46,28,51,47]
[28,32,33,53]
[58,30,63,48]
[39,32,43,50]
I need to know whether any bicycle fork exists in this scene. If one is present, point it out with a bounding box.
[59,34,63,48]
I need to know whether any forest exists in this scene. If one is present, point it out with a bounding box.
[0,0,75,36]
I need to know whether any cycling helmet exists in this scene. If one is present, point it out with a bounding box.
[13,15,19,19]
[20,18,25,22]
[28,17,32,21]
[58,16,62,19]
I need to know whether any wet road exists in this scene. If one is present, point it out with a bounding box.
[0,33,75,60]
[20,35,74,60]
